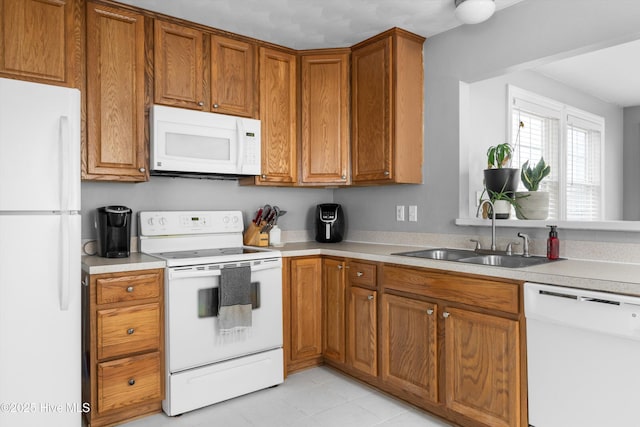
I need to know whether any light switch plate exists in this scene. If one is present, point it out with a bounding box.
[396,205,405,221]
[409,205,418,222]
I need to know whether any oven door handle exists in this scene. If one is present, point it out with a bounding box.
[169,261,281,279]
[169,269,222,280]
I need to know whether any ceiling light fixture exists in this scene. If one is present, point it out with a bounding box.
[454,0,496,24]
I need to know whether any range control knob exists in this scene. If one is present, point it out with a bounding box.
[158,217,167,226]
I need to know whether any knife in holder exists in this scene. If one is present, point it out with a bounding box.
[243,221,269,247]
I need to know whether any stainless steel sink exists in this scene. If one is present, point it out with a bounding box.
[457,254,552,268]
[392,248,477,261]
[393,248,559,268]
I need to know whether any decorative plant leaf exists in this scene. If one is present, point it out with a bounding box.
[486,143,513,169]
[521,158,550,191]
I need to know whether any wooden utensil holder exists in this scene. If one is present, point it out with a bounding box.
[243,222,269,247]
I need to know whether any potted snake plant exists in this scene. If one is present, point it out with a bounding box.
[515,158,551,219]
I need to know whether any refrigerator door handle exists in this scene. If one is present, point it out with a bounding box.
[60,213,70,311]
[59,116,70,211]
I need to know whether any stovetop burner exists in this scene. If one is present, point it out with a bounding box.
[156,247,262,260]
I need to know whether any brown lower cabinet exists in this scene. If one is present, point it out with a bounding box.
[380,293,438,404]
[82,268,165,427]
[347,282,378,378]
[284,256,526,427]
[284,257,323,373]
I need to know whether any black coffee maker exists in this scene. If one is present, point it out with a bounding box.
[315,204,345,243]
[95,206,132,258]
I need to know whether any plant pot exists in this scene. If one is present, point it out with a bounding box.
[490,200,512,219]
[484,168,520,196]
[515,191,549,220]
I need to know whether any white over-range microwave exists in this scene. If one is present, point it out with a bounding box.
[150,105,261,178]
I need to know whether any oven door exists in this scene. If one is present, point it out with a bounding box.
[166,258,282,373]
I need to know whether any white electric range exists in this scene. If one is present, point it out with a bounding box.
[139,210,283,416]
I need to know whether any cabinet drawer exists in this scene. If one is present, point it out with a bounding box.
[348,261,377,288]
[383,265,519,314]
[97,351,162,414]
[96,271,162,304]
[97,303,161,360]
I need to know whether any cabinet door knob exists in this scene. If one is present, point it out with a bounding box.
[139,167,146,173]
[261,174,267,179]
[341,175,346,180]
[384,171,390,176]
[126,286,134,293]
[127,328,135,335]
[213,103,219,108]
[443,312,450,318]
[367,295,374,300]
[337,265,343,270]
[198,101,204,106]
[356,272,364,277]
[427,309,434,315]
[128,378,135,386]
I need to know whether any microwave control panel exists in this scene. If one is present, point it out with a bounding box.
[242,131,259,166]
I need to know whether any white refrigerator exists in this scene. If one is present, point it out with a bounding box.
[0,78,82,427]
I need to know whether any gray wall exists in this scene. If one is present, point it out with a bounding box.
[624,105,640,220]
[334,0,640,243]
[81,178,332,238]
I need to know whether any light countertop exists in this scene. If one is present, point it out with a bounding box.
[276,241,640,297]
[82,241,640,297]
[82,253,165,274]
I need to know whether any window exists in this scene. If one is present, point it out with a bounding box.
[508,86,604,221]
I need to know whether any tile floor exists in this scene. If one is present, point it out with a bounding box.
[120,366,452,427]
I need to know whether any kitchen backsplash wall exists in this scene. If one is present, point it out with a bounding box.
[81,178,332,239]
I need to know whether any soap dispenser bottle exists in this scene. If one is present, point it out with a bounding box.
[547,225,559,260]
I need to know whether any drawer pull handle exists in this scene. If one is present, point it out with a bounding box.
[127,328,135,335]
[126,286,134,293]
[356,272,364,277]
[427,309,434,315]
[128,379,135,386]
[367,295,374,300]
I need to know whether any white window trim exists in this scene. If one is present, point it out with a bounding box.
[506,85,605,221]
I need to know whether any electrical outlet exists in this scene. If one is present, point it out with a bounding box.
[396,205,405,221]
[409,205,418,222]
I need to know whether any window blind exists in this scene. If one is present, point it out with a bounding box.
[508,85,604,221]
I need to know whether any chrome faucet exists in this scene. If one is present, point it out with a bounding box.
[476,199,496,251]
[517,232,530,257]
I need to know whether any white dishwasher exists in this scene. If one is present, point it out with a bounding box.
[525,282,640,427]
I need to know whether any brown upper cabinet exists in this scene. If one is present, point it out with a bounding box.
[351,28,425,184]
[0,0,81,87]
[299,50,350,185]
[210,35,257,118]
[154,20,205,110]
[84,2,148,181]
[154,20,258,118]
[253,46,297,185]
